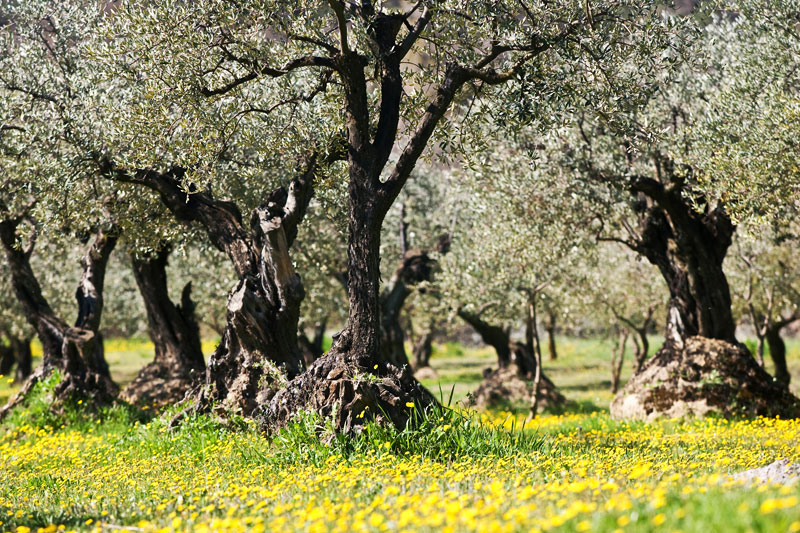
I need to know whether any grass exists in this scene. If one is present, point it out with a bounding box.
[1,334,800,532]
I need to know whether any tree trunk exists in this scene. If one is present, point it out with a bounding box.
[10,336,32,383]
[298,319,327,367]
[527,297,544,421]
[335,185,384,363]
[0,342,13,377]
[459,308,565,411]
[765,324,791,387]
[74,227,118,378]
[412,328,434,370]
[457,309,512,367]
[123,247,206,405]
[379,249,437,368]
[0,214,118,419]
[116,163,319,416]
[545,311,558,361]
[631,178,736,347]
[611,329,629,394]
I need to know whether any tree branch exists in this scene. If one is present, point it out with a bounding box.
[200,55,335,97]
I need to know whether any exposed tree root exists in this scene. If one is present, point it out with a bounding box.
[466,364,566,412]
[264,351,437,433]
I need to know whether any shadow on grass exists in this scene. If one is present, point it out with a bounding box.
[560,380,613,392]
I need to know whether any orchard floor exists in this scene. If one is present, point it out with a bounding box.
[1,337,799,533]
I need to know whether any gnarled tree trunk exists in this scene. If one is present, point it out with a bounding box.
[458,308,565,411]
[114,160,316,416]
[630,177,736,347]
[123,246,205,405]
[0,213,118,419]
[611,175,800,419]
[74,228,118,378]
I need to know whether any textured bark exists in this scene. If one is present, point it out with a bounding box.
[630,177,736,347]
[116,162,315,416]
[0,214,118,419]
[123,247,205,405]
[74,228,118,378]
[611,337,800,420]
[765,324,791,387]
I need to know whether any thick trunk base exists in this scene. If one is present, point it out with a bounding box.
[466,364,566,412]
[610,336,800,421]
[264,350,437,433]
[0,359,118,421]
[197,275,304,417]
[122,362,201,406]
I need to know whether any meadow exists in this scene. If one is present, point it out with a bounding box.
[1,337,799,533]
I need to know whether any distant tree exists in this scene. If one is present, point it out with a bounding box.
[728,222,800,386]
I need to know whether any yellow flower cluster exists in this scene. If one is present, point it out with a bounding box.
[1,414,799,532]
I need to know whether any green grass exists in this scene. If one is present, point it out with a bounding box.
[1,334,800,531]
[419,334,800,410]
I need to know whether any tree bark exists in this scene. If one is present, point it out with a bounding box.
[527,297,544,421]
[0,333,32,391]
[545,311,558,361]
[630,177,736,347]
[9,336,32,383]
[765,324,791,387]
[123,247,206,405]
[74,227,118,378]
[113,160,317,415]
[0,213,118,418]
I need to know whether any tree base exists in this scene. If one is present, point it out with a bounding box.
[121,362,201,406]
[0,364,118,421]
[414,366,439,381]
[466,364,566,412]
[610,336,800,421]
[264,351,437,433]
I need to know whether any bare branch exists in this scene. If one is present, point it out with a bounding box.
[200,55,335,97]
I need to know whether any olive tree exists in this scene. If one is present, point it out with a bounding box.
[87,0,651,430]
